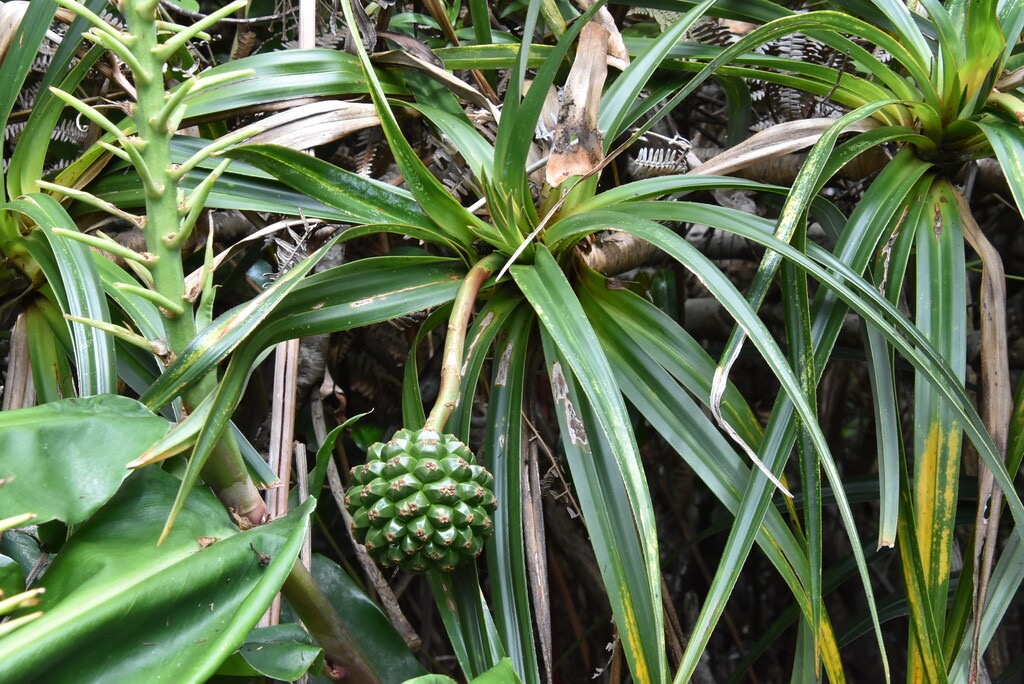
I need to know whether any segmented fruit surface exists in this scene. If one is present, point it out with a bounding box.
[345,428,497,573]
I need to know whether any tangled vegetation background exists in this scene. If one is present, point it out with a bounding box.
[0,0,1022,681]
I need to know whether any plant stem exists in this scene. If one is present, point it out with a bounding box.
[281,561,377,683]
[120,0,265,525]
[423,253,503,433]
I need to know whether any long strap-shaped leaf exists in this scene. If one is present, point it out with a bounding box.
[338,0,486,252]
[558,211,889,681]
[225,145,437,232]
[5,193,116,395]
[594,206,1024,534]
[908,178,965,680]
[580,278,845,680]
[0,0,56,203]
[709,101,892,461]
[515,247,665,684]
[560,201,1024,529]
[483,304,542,684]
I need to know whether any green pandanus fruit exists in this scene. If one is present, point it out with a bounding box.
[345,428,497,572]
[345,255,503,572]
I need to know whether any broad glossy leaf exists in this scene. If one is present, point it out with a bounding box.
[217,624,321,679]
[0,469,312,682]
[0,395,168,527]
[0,554,25,600]
[405,657,521,684]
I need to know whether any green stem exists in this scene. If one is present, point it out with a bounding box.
[119,0,266,526]
[281,561,377,683]
[422,253,503,433]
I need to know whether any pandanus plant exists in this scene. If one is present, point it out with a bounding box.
[0,0,1021,681]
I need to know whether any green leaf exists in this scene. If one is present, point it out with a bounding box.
[403,661,520,684]
[515,247,666,684]
[493,1,606,217]
[483,305,541,684]
[5,194,117,395]
[599,0,714,144]
[7,41,104,198]
[141,235,342,411]
[0,469,313,683]
[0,395,169,527]
[579,273,762,446]
[909,178,966,629]
[472,658,523,683]
[957,0,1005,112]
[181,49,407,120]
[547,209,890,681]
[975,115,1024,221]
[155,257,463,541]
[896,460,947,684]
[448,291,523,439]
[225,144,437,231]
[24,299,76,403]
[428,566,505,678]
[217,624,321,679]
[308,414,367,499]
[434,44,555,71]
[0,0,56,202]
[339,0,485,251]
[949,530,1024,679]
[0,555,26,600]
[579,273,845,682]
